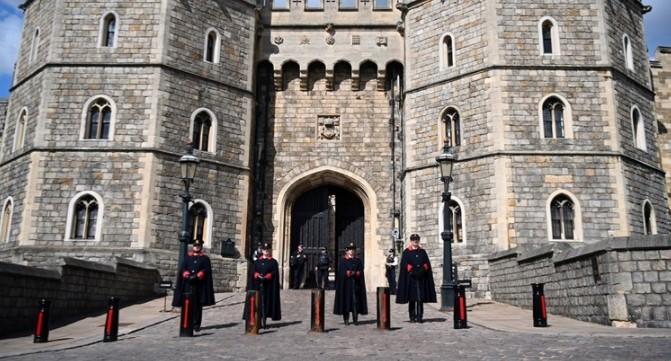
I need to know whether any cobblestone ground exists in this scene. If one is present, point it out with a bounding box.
[7,291,671,361]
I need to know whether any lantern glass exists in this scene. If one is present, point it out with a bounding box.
[179,154,200,182]
[435,146,455,179]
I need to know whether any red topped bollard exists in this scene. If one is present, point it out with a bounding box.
[376,287,391,330]
[453,285,468,329]
[532,283,548,327]
[244,290,260,335]
[103,297,120,342]
[179,287,195,337]
[311,289,325,332]
[33,298,51,343]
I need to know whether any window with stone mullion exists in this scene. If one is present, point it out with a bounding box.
[543,98,565,139]
[192,113,212,152]
[73,198,98,240]
[189,204,207,242]
[86,100,111,139]
[103,16,116,47]
[444,108,461,147]
[449,202,463,243]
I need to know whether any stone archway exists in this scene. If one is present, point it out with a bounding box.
[275,166,383,289]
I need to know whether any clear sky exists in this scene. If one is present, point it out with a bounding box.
[0,0,669,99]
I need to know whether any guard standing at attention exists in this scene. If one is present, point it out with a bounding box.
[172,239,216,331]
[334,242,368,325]
[316,247,331,289]
[244,242,281,328]
[290,244,307,289]
[396,234,436,323]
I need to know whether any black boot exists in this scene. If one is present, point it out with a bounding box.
[352,312,358,326]
[417,302,424,323]
[261,317,267,329]
[409,302,416,323]
[343,314,349,326]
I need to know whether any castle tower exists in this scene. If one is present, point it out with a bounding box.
[0,0,257,289]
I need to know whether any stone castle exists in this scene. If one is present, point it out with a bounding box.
[0,0,668,296]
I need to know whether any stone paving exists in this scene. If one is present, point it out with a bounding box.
[3,290,671,361]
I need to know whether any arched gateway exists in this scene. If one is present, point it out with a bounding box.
[274,167,383,289]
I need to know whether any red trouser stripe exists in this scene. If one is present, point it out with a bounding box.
[182,299,190,329]
[540,295,547,320]
[459,296,466,320]
[35,311,44,336]
[249,296,255,327]
[105,308,114,334]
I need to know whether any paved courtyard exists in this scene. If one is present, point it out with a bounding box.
[2,290,671,361]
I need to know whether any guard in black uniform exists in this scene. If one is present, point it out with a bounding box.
[315,247,330,289]
[172,239,216,331]
[334,242,367,325]
[396,234,436,323]
[244,242,281,328]
[290,244,307,289]
[385,248,399,295]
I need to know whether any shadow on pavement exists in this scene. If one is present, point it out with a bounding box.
[200,322,239,331]
[267,321,302,329]
[355,320,377,326]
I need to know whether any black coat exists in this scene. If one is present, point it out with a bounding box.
[243,257,282,321]
[334,256,368,315]
[172,252,216,307]
[396,247,437,304]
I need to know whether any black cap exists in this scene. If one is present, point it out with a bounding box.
[262,242,272,250]
[410,233,420,241]
[193,239,204,246]
[345,242,357,250]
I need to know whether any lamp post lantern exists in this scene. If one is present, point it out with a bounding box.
[178,149,200,272]
[436,144,456,310]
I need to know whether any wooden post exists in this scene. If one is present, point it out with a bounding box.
[310,289,325,332]
[376,287,391,330]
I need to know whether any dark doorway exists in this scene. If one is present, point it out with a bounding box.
[290,186,364,288]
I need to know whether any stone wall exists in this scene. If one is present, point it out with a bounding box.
[0,257,162,337]
[0,99,7,141]
[488,236,671,328]
[652,47,671,210]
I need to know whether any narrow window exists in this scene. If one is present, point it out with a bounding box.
[72,195,98,240]
[631,107,646,150]
[443,107,461,147]
[102,14,117,47]
[205,31,217,63]
[14,109,27,150]
[442,35,455,68]
[189,203,208,243]
[0,199,12,242]
[623,34,634,70]
[85,98,112,140]
[448,200,463,243]
[551,194,575,240]
[542,97,565,139]
[192,111,212,152]
[542,20,553,54]
[29,29,40,63]
[643,201,657,235]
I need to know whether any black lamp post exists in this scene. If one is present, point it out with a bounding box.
[178,149,199,271]
[436,144,456,310]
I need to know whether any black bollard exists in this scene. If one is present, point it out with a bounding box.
[376,287,391,330]
[179,287,194,337]
[245,290,260,335]
[33,298,51,343]
[103,297,120,342]
[532,283,548,327]
[310,289,325,332]
[453,285,468,329]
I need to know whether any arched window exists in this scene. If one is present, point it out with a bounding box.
[71,194,98,240]
[542,96,565,139]
[189,200,213,248]
[550,194,575,240]
[440,34,455,70]
[204,29,220,64]
[29,28,40,64]
[191,109,216,152]
[442,107,461,147]
[539,18,560,55]
[439,197,466,245]
[100,13,117,48]
[642,200,657,235]
[623,34,634,70]
[85,98,113,140]
[631,106,646,151]
[14,108,27,151]
[0,198,13,242]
